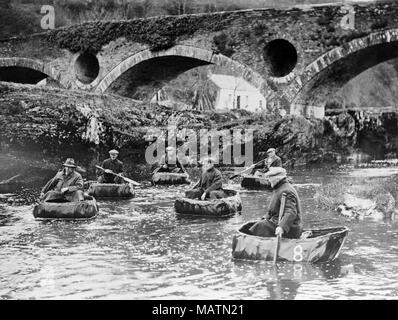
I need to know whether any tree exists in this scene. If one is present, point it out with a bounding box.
[161,0,195,16]
[128,0,154,18]
[0,0,12,9]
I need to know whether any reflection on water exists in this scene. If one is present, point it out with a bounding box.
[0,168,397,299]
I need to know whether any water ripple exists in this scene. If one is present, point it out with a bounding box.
[0,175,397,299]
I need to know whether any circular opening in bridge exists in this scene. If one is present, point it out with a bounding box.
[74,52,99,84]
[263,39,298,77]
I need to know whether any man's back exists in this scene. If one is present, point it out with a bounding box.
[266,179,302,236]
[268,155,282,168]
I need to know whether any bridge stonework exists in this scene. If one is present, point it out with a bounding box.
[1,1,398,113]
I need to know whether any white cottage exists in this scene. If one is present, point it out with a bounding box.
[209,74,267,112]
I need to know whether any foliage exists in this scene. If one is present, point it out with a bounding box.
[325,98,344,110]
[315,176,398,213]
[0,4,39,38]
[314,180,346,210]
[5,0,318,37]
[213,31,235,56]
[46,11,234,53]
[339,30,369,44]
[371,18,388,30]
[316,11,333,27]
[0,0,12,9]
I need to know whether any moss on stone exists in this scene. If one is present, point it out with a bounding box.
[46,12,235,53]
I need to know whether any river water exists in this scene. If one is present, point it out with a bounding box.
[0,167,397,300]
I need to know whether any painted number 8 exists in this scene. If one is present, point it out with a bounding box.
[293,245,303,262]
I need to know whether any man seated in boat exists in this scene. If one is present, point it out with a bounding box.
[97,149,125,184]
[155,146,186,174]
[186,157,224,200]
[39,158,84,202]
[251,148,282,177]
[249,167,302,239]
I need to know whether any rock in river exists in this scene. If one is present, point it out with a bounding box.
[337,193,384,221]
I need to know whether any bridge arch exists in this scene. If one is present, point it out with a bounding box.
[0,58,63,86]
[283,29,398,107]
[95,45,267,101]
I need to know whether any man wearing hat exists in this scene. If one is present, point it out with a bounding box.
[40,158,84,202]
[186,157,224,200]
[155,146,186,174]
[97,149,125,184]
[252,148,282,177]
[249,167,302,239]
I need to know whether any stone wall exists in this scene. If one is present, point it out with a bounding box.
[2,2,398,107]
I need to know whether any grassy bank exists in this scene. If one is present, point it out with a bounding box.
[314,175,398,217]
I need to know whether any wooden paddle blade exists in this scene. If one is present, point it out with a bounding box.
[125,178,141,186]
[96,165,141,186]
[273,194,286,264]
[229,164,257,180]
[273,235,280,264]
[120,175,140,186]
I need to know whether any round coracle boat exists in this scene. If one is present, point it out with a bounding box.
[174,189,242,218]
[232,221,349,263]
[33,196,99,220]
[87,183,134,199]
[152,172,190,185]
[240,174,272,190]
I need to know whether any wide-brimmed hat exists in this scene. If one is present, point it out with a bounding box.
[266,148,276,154]
[62,158,77,168]
[264,167,287,187]
[109,149,119,155]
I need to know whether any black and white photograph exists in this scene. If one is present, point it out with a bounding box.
[0,0,397,304]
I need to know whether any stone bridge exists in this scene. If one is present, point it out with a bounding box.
[1,1,398,114]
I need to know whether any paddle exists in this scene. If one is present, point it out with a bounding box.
[229,158,266,180]
[95,165,141,186]
[0,174,20,185]
[189,179,200,191]
[273,193,287,264]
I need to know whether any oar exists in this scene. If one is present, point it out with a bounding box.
[273,193,286,264]
[229,158,266,180]
[190,180,200,190]
[95,165,141,186]
[0,174,20,185]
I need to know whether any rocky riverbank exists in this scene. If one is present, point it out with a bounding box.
[315,174,398,221]
[1,81,398,204]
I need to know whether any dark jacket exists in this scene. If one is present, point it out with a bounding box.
[265,178,302,235]
[99,158,124,181]
[41,169,83,194]
[196,167,223,195]
[254,155,282,172]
